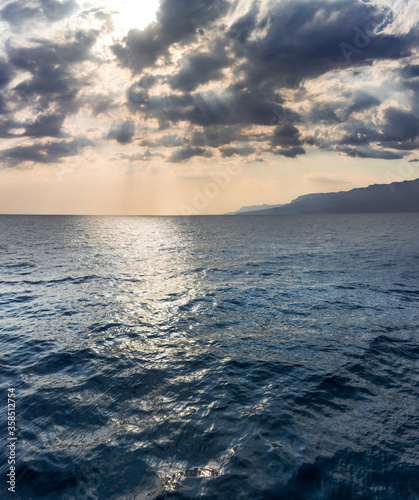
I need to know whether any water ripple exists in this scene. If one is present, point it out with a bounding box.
[0,214,418,499]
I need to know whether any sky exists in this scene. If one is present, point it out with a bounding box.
[0,0,418,215]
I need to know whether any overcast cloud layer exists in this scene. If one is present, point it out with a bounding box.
[0,0,418,168]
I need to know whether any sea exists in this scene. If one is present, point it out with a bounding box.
[0,214,418,500]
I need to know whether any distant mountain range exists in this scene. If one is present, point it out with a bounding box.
[229,178,419,215]
[225,203,283,215]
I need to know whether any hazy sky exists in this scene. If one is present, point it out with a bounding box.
[0,0,418,214]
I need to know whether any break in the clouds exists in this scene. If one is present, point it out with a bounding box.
[0,0,418,167]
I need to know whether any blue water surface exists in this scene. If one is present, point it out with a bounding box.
[0,214,418,499]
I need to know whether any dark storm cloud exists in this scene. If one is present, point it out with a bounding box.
[8,29,99,117]
[219,145,255,157]
[169,49,230,92]
[2,13,99,146]
[339,146,404,160]
[381,108,419,143]
[135,75,158,90]
[231,0,416,90]
[115,0,418,160]
[401,64,419,79]
[343,92,381,118]
[156,0,228,42]
[272,146,306,158]
[9,29,98,73]
[0,138,93,166]
[168,146,213,163]
[127,84,195,118]
[188,87,282,127]
[0,1,38,24]
[324,106,419,156]
[0,118,20,138]
[308,104,341,124]
[4,29,99,138]
[111,0,229,74]
[128,86,284,130]
[0,0,77,25]
[107,119,135,144]
[227,1,259,44]
[270,125,304,148]
[339,125,381,146]
[1,0,416,165]
[0,114,66,138]
[24,114,65,137]
[0,95,7,115]
[269,123,306,158]
[0,60,13,89]
[13,64,74,100]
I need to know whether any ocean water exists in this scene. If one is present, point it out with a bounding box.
[0,214,418,500]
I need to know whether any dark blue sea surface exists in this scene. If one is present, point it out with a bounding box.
[0,214,418,499]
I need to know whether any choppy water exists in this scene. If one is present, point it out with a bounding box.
[0,214,418,500]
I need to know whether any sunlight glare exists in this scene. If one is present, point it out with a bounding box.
[103,0,160,32]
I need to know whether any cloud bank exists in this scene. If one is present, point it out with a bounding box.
[0,0,418,167]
